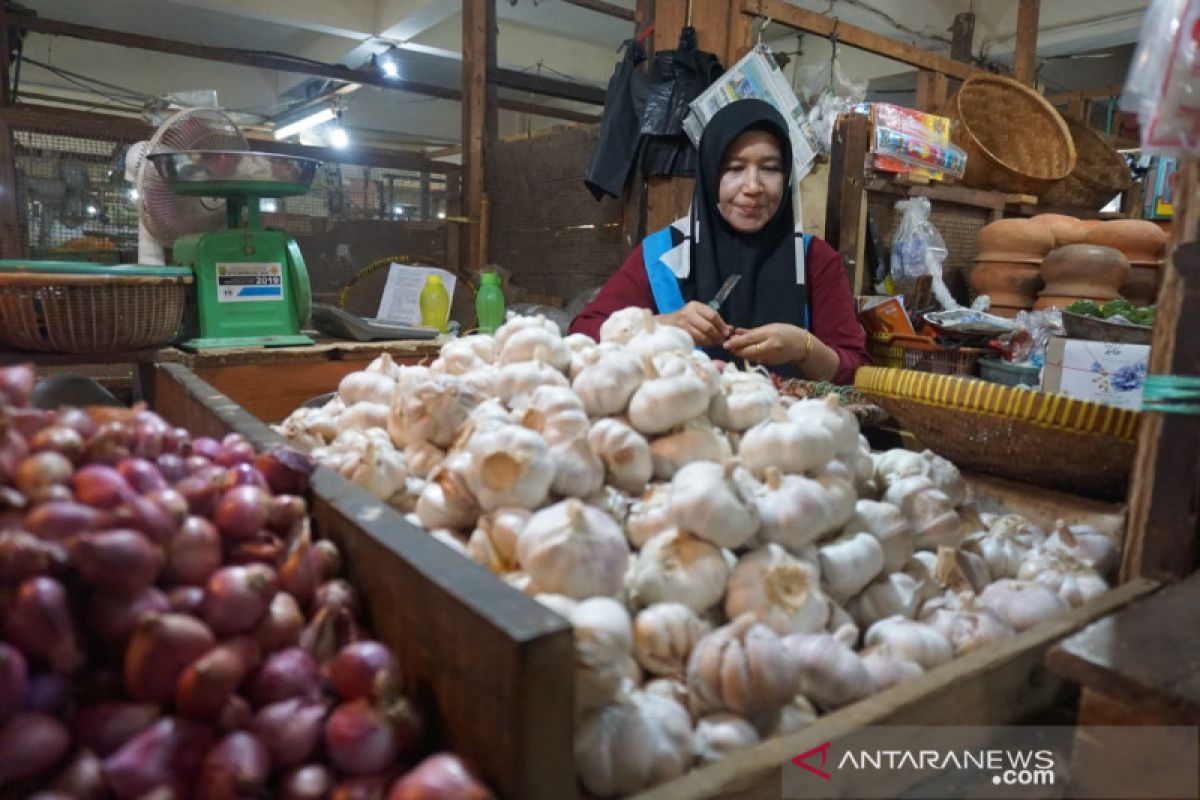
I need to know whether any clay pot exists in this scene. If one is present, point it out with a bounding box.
[1039,244,1129,301]
[1121,261,1163,306]
[1034,294,1112,311]
[976,218,1056,258]
[1083,219,1168,262]
[969,260,1043,308]
[1031,213,1091,248]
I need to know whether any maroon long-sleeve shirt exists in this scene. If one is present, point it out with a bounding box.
[569,235,870,385]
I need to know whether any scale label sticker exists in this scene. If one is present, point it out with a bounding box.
[216,262,284,303]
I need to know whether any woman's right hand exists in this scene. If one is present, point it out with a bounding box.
[656,301,733,347]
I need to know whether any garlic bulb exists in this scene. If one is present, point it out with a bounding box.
[760,694,818,737]
[884,475,961,550]
[584,486,633,529]
[649,417,733,480]
[588,418,653,495]
[534,593,579,620]
[572,597,635,715]
[437,336,493,374]
[467,508,530,574]
[388,373,482,449]
[978,579,1068,632]
[627,355,710,435]
[574,689,693,798]
[843,500,915,572]
[338,401,390,432]
[491,360,570,405]
[1016,548,1108,608]
[415,451,480,531]
[365,352,402,378]
[754,468,844,551]
[787,395,860,459]
[633,602,713,678]
[300,398,344,444]
[687,615,799,715]
[669,460,760,549]
[338,369,396,406]
[825,599,860,648]
[846,572,924,628]
[862,616,953,671]
[599,306,654,345]
[626,483,674,548]
[725,544,828,636]
[573,350,645,418]
[626,323,695,360]
[739,416,836,478]
[496,324,572,372]
[859,645,924,693]
[642,677,691,713]
[517,499,630,600]
[851,436,877,498]
[1044,521,1119,578]
[337,436,408,502]
[818,533,885,603]
[517,385,589,444]
[630,529,730,614]
[693,714,760,766]
[782,632,872,711]
[932,546,992,595]
[962,518,1043,580]
[814,473,857,535]
[274,408,325,451]
[919,450,968,507]
[921,597,1015,655]
[874,449,967,506]
[547,434,606,499]
[403,441,445,480]
[873,448,926,490]
[463,423,555,511]
[708,365,779,432]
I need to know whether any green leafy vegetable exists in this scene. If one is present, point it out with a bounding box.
[1100,299,1136,320]
[1065,300,1102,317]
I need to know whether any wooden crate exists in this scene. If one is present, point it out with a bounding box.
[143,363,575,800]
[144,363,1156,800]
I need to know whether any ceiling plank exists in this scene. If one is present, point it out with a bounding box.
[163,0,374,40]
[559,0,637,23]
[377,0,459,41]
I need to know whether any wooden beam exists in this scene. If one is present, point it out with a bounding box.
[1014,0,1040,86]
[1046,83,1124,104]
[0,6,12,107]
[559,0,637,22]
[1122,190,1200,583]
[744,0,982,81]
[950,11,975,63]
[1065,92,1088,121]
[487,67,605,106]
[915,70,949,114]
[462,0,495,271]
[825,113,871,293]
[496,97,600,124]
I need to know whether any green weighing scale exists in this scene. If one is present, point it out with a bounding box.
[147,150,319,350]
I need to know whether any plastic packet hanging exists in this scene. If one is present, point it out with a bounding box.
[890,198,944,279]
[872,126,967,178]
[796,60,867,157]
[1010,309,1065,367]
[1123,0,1200,155]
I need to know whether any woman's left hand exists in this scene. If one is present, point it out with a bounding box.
[725,323,810,366]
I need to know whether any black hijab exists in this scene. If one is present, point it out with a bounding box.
[680,99,806,337]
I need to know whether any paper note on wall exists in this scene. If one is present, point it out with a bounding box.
[376,263,457,326]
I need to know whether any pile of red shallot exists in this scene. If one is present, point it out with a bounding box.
[0,364,492,800]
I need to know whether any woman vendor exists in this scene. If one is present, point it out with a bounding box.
[569,99,869,385]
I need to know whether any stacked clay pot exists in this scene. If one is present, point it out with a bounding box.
[969,218,1056,318]
[1035,243,1130,310]
[1083,219,1169,306]
[1031,213,1095,248]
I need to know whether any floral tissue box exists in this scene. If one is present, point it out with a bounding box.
[1042,336,1150,411]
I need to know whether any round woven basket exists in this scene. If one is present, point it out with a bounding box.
[951,75,1077,196]
[854,366,1137,499]
[1042,116,1133,210]
[0,264,192,353]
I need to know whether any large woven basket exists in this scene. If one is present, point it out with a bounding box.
[951,75,1077,196]
[0,262,192,353]
[1042,116,1133,210]
[855,366,1137,499]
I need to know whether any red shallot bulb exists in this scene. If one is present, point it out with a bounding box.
[197,731,271,798]
[115,457,168,494]
[72,464,134,509]
[0,530,67,583]
[214,485,272,541]
[69,529,163,594]
[247,646,321,708]
[0,711,70,782]
[388,754,494,800]
[0,642,28,718]
[324,699,410,776]
[86,586,169,649]
[101,716,214,800]
[0,363,35,407]
[254,591,305,653]
[256,448,317,495]
[201,564,278,635]
[174,644,249,719]
[29,425,84,463]
[252,698,326,767]
[51,749,107,800]
[23,500,114,541]
[166,585,206,616]
[280,764,337,800]
[164,516,223,586]
[123,613,215,704]
[327,640,400,701]
[14,451,74,501]
[3,576,83,673]
[73,701,160,757]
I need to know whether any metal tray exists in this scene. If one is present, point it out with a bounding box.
[148,150,320,197]
[1062,311,1154,345]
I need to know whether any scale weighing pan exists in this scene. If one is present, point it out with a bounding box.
[148,151,320,197]
[310,303,439,342]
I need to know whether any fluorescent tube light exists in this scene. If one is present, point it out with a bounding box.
[274,106,337,140]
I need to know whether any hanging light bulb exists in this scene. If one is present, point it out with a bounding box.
[329,109,350,149]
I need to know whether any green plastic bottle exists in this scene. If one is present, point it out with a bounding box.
[419,274,449,332]
[475,271,505,334]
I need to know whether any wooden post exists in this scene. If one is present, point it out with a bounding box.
[0,121,21,259]
[618,0,651,254]
[915,70,949,114]
[419,169,431,221]
[1121,163,1200,583]
[950,11,975,63]
[1066,92,1087,121]
[0,7,11,107]
[1014,0,1040,86]
[825,113,871,293]
[462,0,496,271]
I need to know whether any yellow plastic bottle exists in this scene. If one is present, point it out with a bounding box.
[419,274,449,332]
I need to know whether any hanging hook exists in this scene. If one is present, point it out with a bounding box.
[828,17,839,92]
[756,15,773,47]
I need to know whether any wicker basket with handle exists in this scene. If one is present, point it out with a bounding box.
[950,74,1077,196]
[1042,116,1134,210]
[0,262,192,353]
[855,366,1137,499]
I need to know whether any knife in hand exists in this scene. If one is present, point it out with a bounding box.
[707,274,741,311]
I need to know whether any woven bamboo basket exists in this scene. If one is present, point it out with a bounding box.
[855,366,1137,499]
[0,267,192,353]
[1042,116,1133,210]
[950,75,1077,196]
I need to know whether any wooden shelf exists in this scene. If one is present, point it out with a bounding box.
[864,176,1025,214]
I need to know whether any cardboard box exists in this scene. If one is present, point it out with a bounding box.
[857,296,915,335]
[1042,336,1150,410]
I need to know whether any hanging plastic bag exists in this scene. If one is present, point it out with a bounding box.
[1122,0,1200,155]
[891,198,957,310]
[640,26,724,178]
[585,38,649,200]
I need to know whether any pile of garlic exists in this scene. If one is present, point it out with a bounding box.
[277,308,1117,798]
